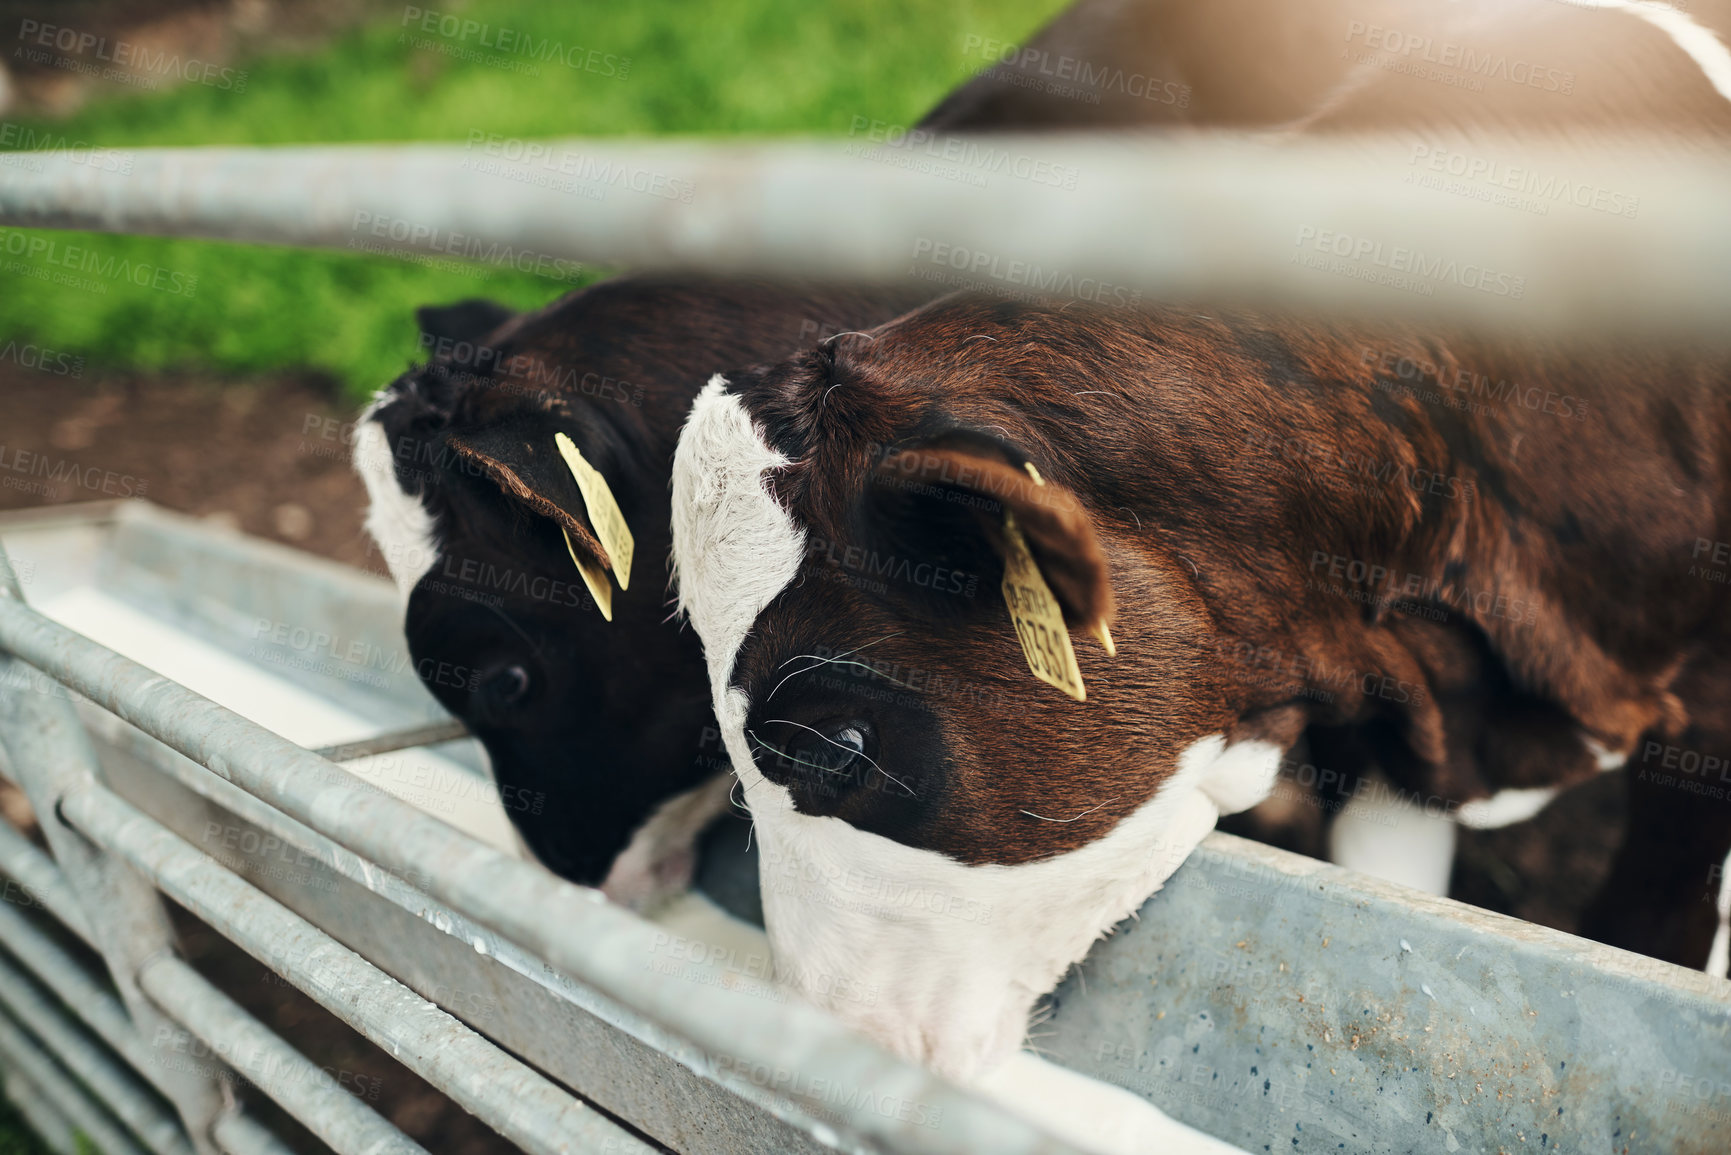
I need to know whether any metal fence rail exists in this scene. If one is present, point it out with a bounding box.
[0,516,1088,1155]
[0,137,1728,339]
[62,784,645,1155]
[1,133,1730,1154]
[0,564,1085,1155]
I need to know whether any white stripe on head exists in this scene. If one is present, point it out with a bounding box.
[670,374,808,692]
[353,396,439,603]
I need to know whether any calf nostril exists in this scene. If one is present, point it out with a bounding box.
[496,665,530,701]
[480,664,531,707]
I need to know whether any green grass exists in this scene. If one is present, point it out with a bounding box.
[0,0,1063,400]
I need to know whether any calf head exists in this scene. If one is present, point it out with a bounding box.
[355,277,927,908]
[356,290,719,903]
[671,298,1297,1078]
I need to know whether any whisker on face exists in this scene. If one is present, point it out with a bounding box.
[766,633,904,700]
[727,773,763,854]
[775,633,901,670]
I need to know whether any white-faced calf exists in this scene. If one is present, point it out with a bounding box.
[671,292,1731,1079]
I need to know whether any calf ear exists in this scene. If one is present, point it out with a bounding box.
[375,299,520,422]
[863,431,1114,696]
[416,299,517,349]
[446,414,634,619]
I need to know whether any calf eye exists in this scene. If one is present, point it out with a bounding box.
[778,720,874,779]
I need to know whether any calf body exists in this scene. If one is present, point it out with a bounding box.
[927,0,1731,133]
[353,0,1731,914]
[672,293,1731,1077]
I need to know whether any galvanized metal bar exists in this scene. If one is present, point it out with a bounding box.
[138,955,430,1155]
[210,1110,300,1155]
[0,1004,149,1155]
[1,137,1729,340]
[310,720,469,763]
[0,896,180,1102]
[0,950,192,1155]
[0,590,1084,1154]
[65,710,802,1155]
[0,814,95,944]
[0,547,226,1155]
[1044,829,1731,1152]
[58,782,659,1155]
[4,1063,81,1155]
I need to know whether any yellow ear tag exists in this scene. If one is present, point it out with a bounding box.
[1001,509,1087,702]
[562,526,613,622]
[553,431,635,593]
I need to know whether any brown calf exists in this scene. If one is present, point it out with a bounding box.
[671,292,1731,1079]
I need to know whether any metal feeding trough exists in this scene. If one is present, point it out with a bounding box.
[0,499,1726,1155]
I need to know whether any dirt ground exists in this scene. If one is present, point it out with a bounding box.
[0,363,1634,1153]
[0,364,388,573]
[0,0,397,119]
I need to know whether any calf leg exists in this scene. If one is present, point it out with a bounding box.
[1580,723,1731,974]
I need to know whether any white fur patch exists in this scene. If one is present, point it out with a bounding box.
[599,773,734,912]
[353,396,439,601]
[1706,846,1731,979]
[644,884,1254,1151]
[732,694,1232,1081]
[1581,0,1731,103]
[1455,786,1560,829]
[1197,739,1283,815]
[670,375,808,692]
[1330,780,1458,895]
[1582,734,1629,772]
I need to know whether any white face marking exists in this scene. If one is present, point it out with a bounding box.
[1455,786,1560,829]
[353,396,439,602]
[1329,779,1459,895]
[598,773,734,912]
[670,375,807,693]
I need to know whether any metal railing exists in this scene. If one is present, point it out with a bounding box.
[1,135,1729,1155]
[0,509,1088,1155]
[1,137,1728,339]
